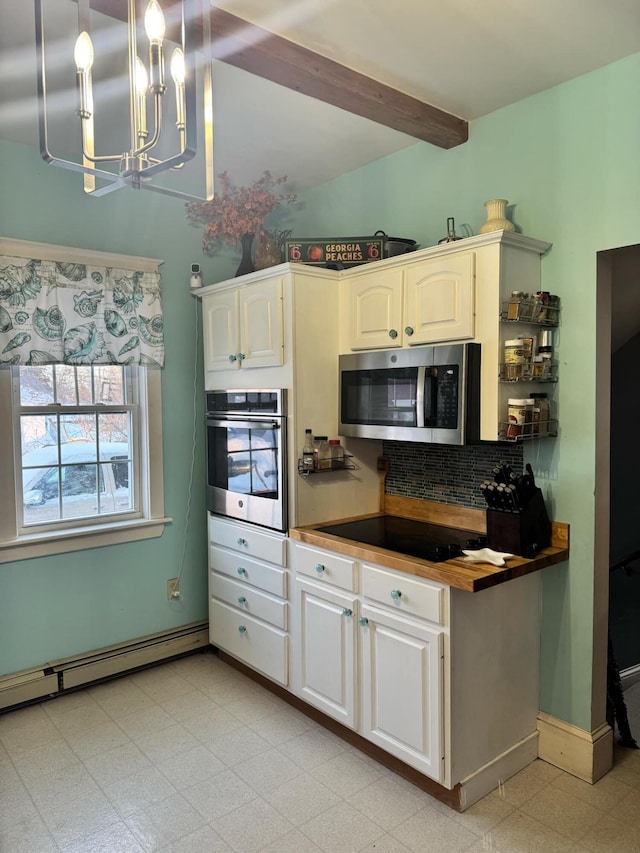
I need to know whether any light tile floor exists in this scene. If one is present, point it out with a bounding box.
[1,651,640,852]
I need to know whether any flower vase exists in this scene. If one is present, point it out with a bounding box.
[479,199,515,234]
[236,232,255,277]
[254,228,282,270]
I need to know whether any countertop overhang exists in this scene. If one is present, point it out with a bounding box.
[289,497,569,593]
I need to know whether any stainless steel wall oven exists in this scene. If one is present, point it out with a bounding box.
[205,389,287,532]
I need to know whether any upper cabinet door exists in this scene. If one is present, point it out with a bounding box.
[202,290,239,371]
[405,252,475,345]
[238,278,284,369]
[343,269,404,350]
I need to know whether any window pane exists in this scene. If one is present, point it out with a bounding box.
[98,412,131,446]
[21,414,58,454]
[60,463,99,520]
[94,366,125,404]
[19,366,54,406]
[60,413,97,444]
[55,365,82,405]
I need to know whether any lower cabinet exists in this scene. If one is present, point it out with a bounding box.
[290,543,446,784]
[295,578,357,728]
[290,540,542,797]
[359,603,444,782]
[208,515,289,686]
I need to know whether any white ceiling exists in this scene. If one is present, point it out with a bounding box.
[1,0,639,192]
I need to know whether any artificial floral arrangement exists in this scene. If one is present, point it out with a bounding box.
[185,170,297,256]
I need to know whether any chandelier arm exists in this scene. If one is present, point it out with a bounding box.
[134,93,163,156]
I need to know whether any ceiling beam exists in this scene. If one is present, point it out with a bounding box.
[209,8,468,150]
[88,1,468,148]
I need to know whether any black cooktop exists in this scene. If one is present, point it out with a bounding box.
[316,515,483,563]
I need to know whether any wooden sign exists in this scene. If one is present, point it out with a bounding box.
[285,237,384,267]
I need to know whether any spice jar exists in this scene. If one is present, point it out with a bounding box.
[507,398,534,438]
[504,339,527,380]
[530,393,551,435]
[328,439,345,469]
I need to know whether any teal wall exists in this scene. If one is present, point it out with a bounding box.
[0,141,233,674]
[292,52,640,730]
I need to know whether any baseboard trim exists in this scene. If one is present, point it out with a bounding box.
[537,711,613,783]
[0,621,209,712]
[458,731,539,810]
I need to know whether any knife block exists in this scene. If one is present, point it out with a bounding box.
[486,488,551,558]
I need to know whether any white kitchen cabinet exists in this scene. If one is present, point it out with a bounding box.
[294,576,357,728]
[359,602,444,782]
[208,516,289,686]
[342,252,474,350]
[404,252,475,345]
[290,539,542,802]
[343,268,404,350]
[202,277,284,374]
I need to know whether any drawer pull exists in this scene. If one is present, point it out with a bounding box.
[237,537,246,546]
[390,589,402,601]
[238,625,247,633]
[237,352,245,362]
[388,329,398,339]
[359,617,369,627]
[315,563,325,574]
[237,567,247,576]
[237,596,247,605]
[342,608,353,618]
[228,354,237,363]
[405,326,414,336]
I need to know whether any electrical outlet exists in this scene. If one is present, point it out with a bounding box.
[167,577,180,600]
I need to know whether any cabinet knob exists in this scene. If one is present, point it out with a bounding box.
[238,625,247,633]
[315,563,325,573]
[237,596,247,605]
[388,329,398,339]
[237,352,245,361]
[359,617,369,627]
[342,608,353,617]
[390,589,402,601]
[237,537,246,546]
[228,354,237,363]
[405,326,414,336]
[237,567,246,575]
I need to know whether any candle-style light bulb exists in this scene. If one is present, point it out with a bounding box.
[74,31,94,73]
[170,47,184,85]
[135,56,149,95]
[170,47,185,133]
[135,57,149,139]
[144,0,165,44]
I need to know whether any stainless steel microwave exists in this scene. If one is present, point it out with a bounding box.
[339,343,481,445]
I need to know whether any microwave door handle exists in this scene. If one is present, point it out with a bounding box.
[423,367,438,425]
[416,366,425,428]
[208,418,280,431]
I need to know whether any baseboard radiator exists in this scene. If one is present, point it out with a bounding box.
[0,620,210,712]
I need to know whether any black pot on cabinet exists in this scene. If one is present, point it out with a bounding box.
[374,230,419,258]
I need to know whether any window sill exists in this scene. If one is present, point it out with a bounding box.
[0,517,173,564]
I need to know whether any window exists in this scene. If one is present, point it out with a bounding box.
[0,364,167,563]
[16,364,138,530]
[0,236,168,563]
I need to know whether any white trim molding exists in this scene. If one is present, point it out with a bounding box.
[537,711,613,783]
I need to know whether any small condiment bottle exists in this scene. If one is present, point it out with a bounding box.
[530,393,551,435]
[328,439,345,469]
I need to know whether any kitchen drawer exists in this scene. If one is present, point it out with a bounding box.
[210,545,287,597]
[210,571,287,630]
[209,599,288,686]
[361,563,445,625]
[293,543,358,592]
[209,516,287,567]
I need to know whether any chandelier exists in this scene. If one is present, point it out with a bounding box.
[34,0,214,201]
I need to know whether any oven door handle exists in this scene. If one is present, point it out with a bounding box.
[207,418,281,431]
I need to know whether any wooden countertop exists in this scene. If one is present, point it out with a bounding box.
[289,497,569,593]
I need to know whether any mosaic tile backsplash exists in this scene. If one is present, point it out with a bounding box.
[382,441,524,509]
